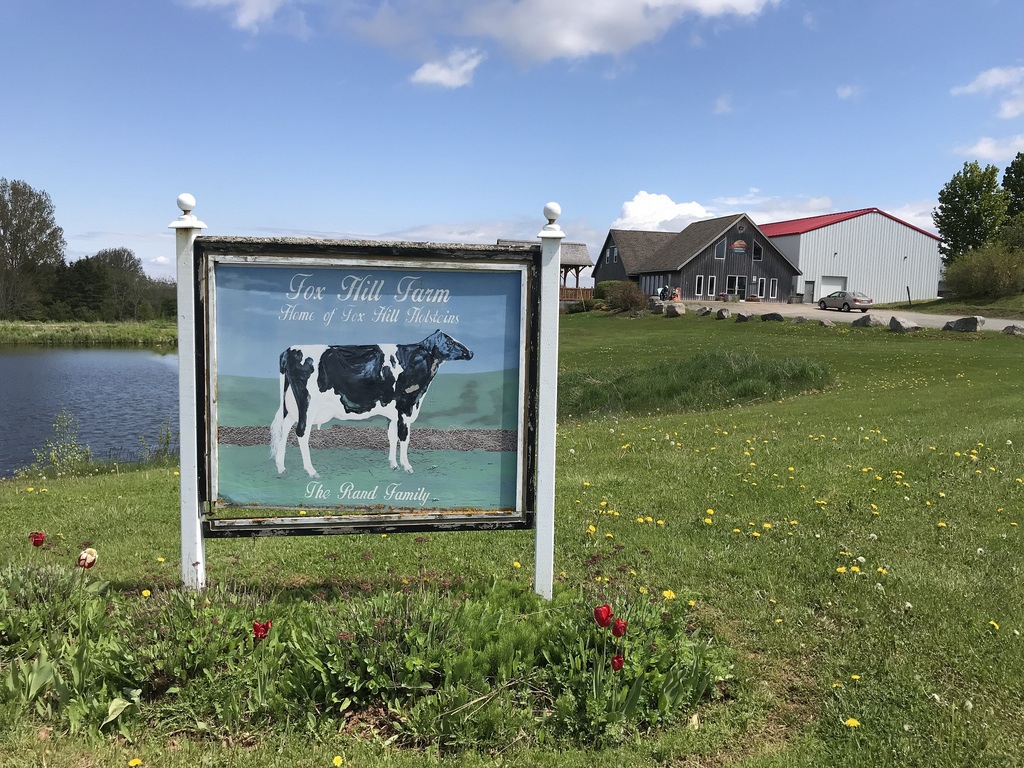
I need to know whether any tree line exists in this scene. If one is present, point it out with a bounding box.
[0,178,176,321]
[933,152,1024,300]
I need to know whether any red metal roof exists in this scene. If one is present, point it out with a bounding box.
[759,208,940,240]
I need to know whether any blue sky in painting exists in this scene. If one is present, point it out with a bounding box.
[214,263,523,377]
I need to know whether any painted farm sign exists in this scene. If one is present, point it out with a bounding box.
[195,238,540,536]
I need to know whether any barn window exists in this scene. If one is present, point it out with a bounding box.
[695,274,705,296]
[707,275,717,297]
[714,239,726,259]
[769,278,778,299]
[752,240,764,261]
[726,275,737,294]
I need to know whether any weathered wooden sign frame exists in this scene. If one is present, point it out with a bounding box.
[191,238,544,538]
[172,196,563,597]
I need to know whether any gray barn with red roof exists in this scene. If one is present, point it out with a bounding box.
[758,208,941,305]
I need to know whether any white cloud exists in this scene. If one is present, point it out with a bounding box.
[612,190,838,233]
[955,135,1024,162]
[951,66,1024,95]
[187,0,297,33]
[190,0,781,64]
[612,191,712,231]
[713,95,733,114]
[952,66,1024,120]
[410,48,486,88]
[836,84,860,101]
[886,201,938,234]
[466,0,781,62]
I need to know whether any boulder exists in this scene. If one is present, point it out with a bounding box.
[942,316,985,332]
[792,316,808,324]
[852,313,887,328]
[819,319,835,327]
[665,302,685,318]
[889,316,922,334]
[649,300,665,315]
[735,311,755,322]
[1002,324,1024,337]
[715,308,732,319]
[761,312,785,322]
[696,306,713,317]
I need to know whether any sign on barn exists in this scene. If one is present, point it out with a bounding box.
[170,196,564,598]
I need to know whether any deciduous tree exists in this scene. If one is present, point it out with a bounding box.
[1003,151,1024,219]
[932,161,1006,264]
[0,178,67,318]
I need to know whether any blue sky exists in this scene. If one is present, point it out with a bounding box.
[4,0,1023,282]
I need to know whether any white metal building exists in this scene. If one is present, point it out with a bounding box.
[759,208,941,304]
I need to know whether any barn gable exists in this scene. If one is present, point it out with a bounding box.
[597,214,801,302]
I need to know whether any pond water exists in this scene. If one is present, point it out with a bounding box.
[0,348,179,478]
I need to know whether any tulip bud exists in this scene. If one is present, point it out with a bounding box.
[77,548,98,569]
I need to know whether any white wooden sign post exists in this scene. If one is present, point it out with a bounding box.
[169,194,207,590]
[534,203,564,599]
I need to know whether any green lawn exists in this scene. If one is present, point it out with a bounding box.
[2,311,1022,766]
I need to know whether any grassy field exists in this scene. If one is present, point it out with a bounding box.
[875,293,1024,319]
[2,311,1023,766]
[0,320,177,346]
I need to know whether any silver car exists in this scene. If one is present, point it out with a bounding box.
[818,291,873,312]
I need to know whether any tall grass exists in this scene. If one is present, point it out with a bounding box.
[2,311,1023,766]
[0,320,177,346]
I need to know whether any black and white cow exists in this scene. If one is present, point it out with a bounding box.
[269,330,473,478]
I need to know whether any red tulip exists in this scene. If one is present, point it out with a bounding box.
[593,603,613,628]
[253,620,272,641]
[612,617,627,637]
[28,531,47,547]
[611,654,624,672]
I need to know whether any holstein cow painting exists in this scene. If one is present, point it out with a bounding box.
[270,330,473,478]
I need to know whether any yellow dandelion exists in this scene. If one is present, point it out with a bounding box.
[605,532,614,539]
[844,718,861,727]
[836,567,847,573]
[656,519,665,525]
[512,561,521,569]
[937,521,947,528]
[687,599,696,607]
[639,586,649,595]
[129,760,143,767]
[851,674,861,680]
[733,528,741,533]
[662,589,676,600]
[141,589,151,598]
[850,566,861,573]
[989,620,1000,630]
[832,682,843,689]
[333,757,345,767]
[704,517,713,525]
[706,508,714,515]
[156,556,165,563]
[752,531,761,537]
[583,481,591,487]
[762,522,772,529]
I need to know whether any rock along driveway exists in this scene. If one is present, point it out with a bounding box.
[690,300,1021,333]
